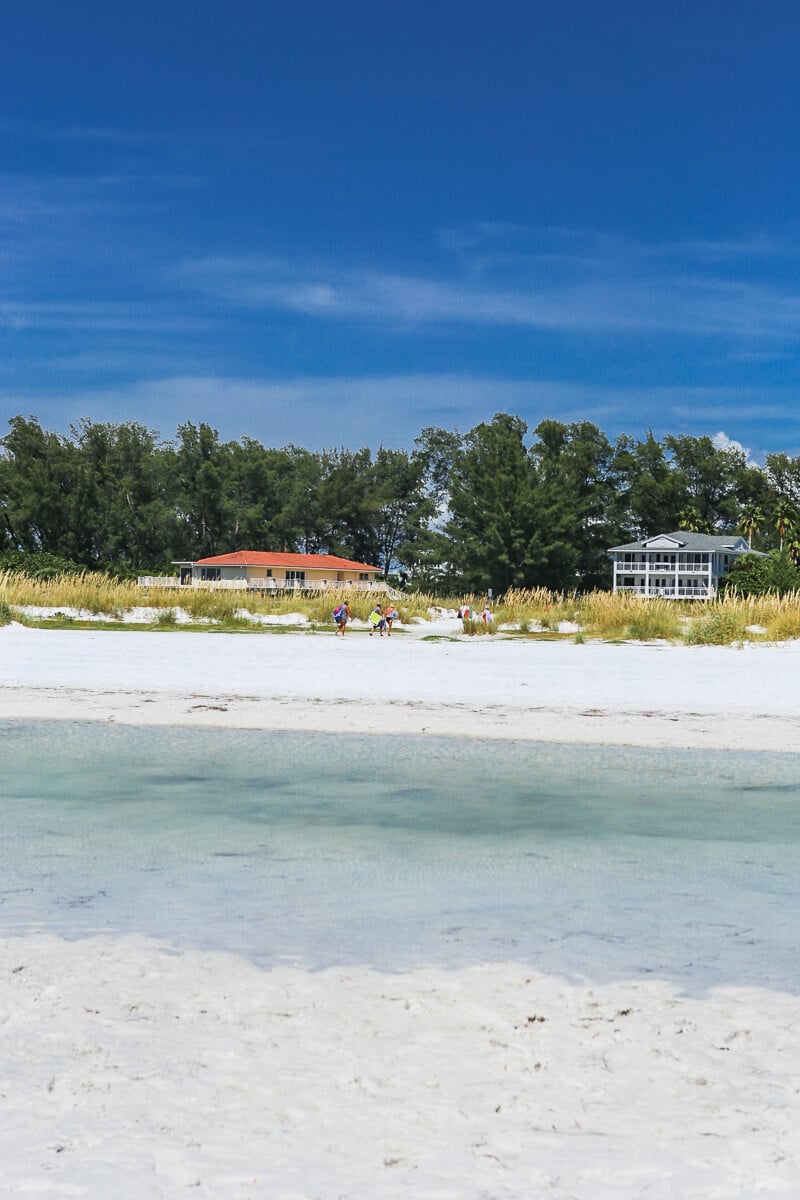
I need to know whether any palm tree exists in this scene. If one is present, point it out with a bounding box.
[677,505,706,533]
[785,530,800,566]
[772,497,798,552]
[738,504,765,550]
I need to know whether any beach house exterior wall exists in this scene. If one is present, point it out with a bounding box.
[608,532,750,599]
[162,550,384,592]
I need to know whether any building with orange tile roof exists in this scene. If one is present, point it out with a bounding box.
[170,550,383,592]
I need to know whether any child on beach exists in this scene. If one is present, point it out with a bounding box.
[333,601,351,635]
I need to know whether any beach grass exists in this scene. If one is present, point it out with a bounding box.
[5,569,800,644]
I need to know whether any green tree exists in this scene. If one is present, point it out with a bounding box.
[771,496,798,553]
[407,425,464,589]
[70,419,178,570]
[223,438,308,551]
[275,447,327,552]
[174,422,228,558]
[738,503,765,550]
[676,504,710,533]
[318,447,380,564]
[530,419,622,590]
[0,415,81,557]
[446,413,537,591]
[722,550,800,596]
[664,434,746,530]
[765,452,800,508]
[613,431,682,537]
[368,447,434,578]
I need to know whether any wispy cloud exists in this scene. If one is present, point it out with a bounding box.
[0,300,205,335]
[172,228,800,341]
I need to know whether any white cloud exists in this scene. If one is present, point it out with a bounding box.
[171,244,800,341]
[712,430,757,465]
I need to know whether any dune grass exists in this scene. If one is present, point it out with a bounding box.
[4,569,800,644]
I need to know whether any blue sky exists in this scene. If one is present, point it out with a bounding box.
[3,1,800,459]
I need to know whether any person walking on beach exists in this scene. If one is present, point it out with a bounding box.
[333,600,351,635]
[384,602,398,636]
[368,604,385,637]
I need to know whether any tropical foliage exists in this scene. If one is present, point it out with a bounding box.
[3,412,800,591]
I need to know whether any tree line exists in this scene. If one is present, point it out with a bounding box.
[2,412,800,591]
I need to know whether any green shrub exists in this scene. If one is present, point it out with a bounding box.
[0,601,11,626]
[0,550,84,579]
[722,550,800,597]
[686,608,749,645]
[625,606,681,641]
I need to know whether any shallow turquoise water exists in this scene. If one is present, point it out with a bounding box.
[2,721,799,991]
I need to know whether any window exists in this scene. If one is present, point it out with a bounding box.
[285,570,306,586]
[359,572,369,580]
[200,567,221,581]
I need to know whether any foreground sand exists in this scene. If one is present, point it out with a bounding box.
[2,621,800,1196]
[2,936,799,1199]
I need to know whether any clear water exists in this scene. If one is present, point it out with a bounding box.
[2,721,799,993]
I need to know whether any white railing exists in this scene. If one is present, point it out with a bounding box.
[615,585,716,599]
[137,576,390,593]
[614,560,712,573]
[241,579,387,592]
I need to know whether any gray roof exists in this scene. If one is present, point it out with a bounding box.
[608,531,750,553]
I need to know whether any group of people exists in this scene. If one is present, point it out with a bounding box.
[457,602,492,629]
[368,602,398,637]
[332,600,399,637]
[457,602,492,622]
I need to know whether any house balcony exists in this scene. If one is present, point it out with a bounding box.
[614,559,713,574]
[615,584,716,599]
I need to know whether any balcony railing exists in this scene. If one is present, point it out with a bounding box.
[615,585,716,599]
[137,576,388,592]
[614,560,712,573]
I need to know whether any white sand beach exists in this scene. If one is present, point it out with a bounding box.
[2,620,800,1197]
[2,618,800,751]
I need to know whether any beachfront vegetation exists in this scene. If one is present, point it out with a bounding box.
[4,413,800,593]
[719,549,800,596]
[5,569,800,644]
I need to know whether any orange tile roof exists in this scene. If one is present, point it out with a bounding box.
[193,550,380,573]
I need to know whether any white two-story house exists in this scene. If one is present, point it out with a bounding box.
[608,532,751,599]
